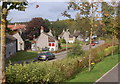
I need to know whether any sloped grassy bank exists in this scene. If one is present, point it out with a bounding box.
[67,52,119,83]
[6,42,118,83]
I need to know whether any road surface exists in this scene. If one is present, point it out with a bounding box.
[10,40,105,64]
[96,63,120,83]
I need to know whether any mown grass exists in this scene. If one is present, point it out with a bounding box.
[67,52,119,83]
[6,51,38,64]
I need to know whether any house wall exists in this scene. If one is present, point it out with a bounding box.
[55,40,59,50]
[77,35,84,41]
[48,41,58,51]
[36,33,48,49]
[62,31,70,43]
[6,41,17,58]
[13,33,24,51]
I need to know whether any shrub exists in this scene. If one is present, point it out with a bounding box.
[67,41,84,57]
[6,43,118,83]
[59,38,66,44]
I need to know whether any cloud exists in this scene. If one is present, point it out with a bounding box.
[7,2,77,23]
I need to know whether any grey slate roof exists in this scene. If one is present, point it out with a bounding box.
[42,32,58,42]
[58,32,64,37]
[73,31,81,37]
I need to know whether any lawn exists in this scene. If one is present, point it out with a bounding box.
[6,50,38,65]
[67,52,119,83]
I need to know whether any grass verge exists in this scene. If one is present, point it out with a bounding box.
[6,51,38,65]
[67,52,119,83]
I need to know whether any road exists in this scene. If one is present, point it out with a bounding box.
[51,40,105,62]
[82,40,105,51]
[10,40,105,64]
[96,63,120,83]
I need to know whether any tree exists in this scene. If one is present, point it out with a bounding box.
[68,40,84,57]
[25,17,50,40]
[0,1,28,83]
[59,38,66,44]
[50,19,74,37]
[63,1,100,71]
[101,2,119,55]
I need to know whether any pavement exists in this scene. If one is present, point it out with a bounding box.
[96,63,120,83]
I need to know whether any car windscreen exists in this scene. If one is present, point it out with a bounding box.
[46,52,53,55]
[39,53,45,55]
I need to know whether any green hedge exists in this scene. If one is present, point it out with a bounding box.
[6,42,118,83]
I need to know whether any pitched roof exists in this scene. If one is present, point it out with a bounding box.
[42,32,57,42]
[58,32,64,37]
[73,31,81,37]
[69,34,74,38]
[8,24,26,30]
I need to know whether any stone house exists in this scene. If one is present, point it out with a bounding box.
[73,30,84,41]
[58,29,76,43]
[32,26,58,51]
[6,34,17,58]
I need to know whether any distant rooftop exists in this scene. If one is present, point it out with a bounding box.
[7,24,26,30]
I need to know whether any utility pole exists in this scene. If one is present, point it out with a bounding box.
[89,2,94,72]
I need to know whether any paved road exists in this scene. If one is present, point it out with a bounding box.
[82,40,105,51]
[96,63,120,83]
[10,40,105,64]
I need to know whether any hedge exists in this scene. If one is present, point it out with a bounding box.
[6,42,118,83]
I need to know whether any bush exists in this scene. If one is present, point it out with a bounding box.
[59,38,66,44]
[68,41,84,57]
[6,43,118,83]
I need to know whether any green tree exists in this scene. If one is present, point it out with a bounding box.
[101,2,119,55]
[0,1,27,83]
[59,38,66,44]
[50,19,74,37]
[25,17,50,40]
[68,40,84,57]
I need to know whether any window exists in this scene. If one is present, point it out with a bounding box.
[52,43,54,46]
[49,43,51,46]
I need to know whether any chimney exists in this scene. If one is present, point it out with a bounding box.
[40,26,44,33]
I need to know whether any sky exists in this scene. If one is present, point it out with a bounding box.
[7,2,78,23]
[6,0,116,23]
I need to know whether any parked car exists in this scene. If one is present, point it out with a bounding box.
[91,42,95,46]
[38,52,55,61]
[42,47,49,51]
[93,40,99,44]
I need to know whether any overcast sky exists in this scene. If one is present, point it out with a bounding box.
[7,2,78,23]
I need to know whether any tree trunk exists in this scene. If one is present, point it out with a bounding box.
[111,33,114,57]
[89,27,92,72]
[0,8,7,84]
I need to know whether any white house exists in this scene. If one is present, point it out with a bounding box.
[58,29,75,43]
[73,30,84,41]
[12,32,25,51]
[33,26,58,51]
